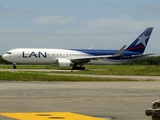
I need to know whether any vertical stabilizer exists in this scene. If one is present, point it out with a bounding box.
[125,27,153,53]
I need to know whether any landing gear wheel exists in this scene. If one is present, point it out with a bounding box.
[72,66,85,70]
[81,67,85,70]
[72,66,76,70]
[13,64,17,69]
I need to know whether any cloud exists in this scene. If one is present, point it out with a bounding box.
[0,6,38,17]
[31,16,74,25]
[106,2,119,9]
[86,17,160,31]
[137,2,160,15]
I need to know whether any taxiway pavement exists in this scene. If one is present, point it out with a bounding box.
[0,81,159,120]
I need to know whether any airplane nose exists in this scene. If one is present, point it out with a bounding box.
[2,54,6,60]
[2,54,8,61]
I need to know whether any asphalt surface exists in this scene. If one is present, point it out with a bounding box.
[0,81,159,120]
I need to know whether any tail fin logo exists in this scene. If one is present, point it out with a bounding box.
[135,34,149,47]
[125,27,153,53]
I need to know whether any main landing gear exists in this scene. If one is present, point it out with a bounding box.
[13,63,17,69]
[72,66,85,70]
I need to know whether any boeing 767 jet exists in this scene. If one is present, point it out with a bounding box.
[2,27,154,70]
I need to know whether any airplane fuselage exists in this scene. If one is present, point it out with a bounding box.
[3,48,144,65]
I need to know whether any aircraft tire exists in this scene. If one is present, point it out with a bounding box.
[13,66,17,69]
[72,66,76,70]
[81,67,85,70]
[13,64,17,69]
[72,66,85,70]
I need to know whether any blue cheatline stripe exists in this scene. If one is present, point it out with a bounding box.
[69,49,141,56]
[69,49,117,55]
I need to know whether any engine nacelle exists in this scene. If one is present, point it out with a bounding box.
[57,59,73,67]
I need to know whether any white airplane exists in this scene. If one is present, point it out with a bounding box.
[2,27,154,70]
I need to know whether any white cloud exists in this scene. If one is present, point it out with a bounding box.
[86,17,160,31]
[57,16,74,24]
[31,16,74,25]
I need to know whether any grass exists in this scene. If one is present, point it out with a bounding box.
[2,64,160,76]
[0,71,144,82]
[0,65,159,81]
[73,65,160,76]
[0,65,55,69]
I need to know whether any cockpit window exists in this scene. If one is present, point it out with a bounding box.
[6,52,11,54]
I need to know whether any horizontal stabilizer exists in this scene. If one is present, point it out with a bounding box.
[131,53,156,57]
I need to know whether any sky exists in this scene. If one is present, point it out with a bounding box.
[0,0,160,55]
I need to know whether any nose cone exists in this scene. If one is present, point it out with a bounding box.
[2,54,6,59]
[2,54,9,61]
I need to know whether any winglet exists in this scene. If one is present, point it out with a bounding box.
[112,45,127,57]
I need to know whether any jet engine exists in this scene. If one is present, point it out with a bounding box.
[57,59,73,67]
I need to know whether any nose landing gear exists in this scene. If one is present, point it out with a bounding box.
[13,63,17,69]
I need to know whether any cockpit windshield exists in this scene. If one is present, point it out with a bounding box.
[6,52,11,54]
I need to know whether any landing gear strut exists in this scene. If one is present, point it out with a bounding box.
[13,63,17,69]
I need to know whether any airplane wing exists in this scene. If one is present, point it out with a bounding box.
[70,45,126,63]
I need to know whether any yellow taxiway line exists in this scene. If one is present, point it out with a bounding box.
[0,112,107,120]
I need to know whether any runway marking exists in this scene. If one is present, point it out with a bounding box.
[0,112,107,120]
